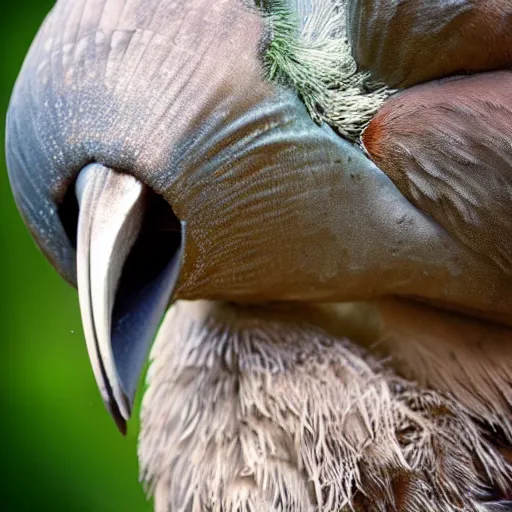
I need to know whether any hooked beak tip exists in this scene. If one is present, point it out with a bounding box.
[108,401,128,435]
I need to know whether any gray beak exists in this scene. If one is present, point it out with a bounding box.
[75,164,183,433]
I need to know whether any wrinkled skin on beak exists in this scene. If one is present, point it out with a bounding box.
[5,0,512,429]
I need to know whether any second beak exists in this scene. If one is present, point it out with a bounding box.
[75,164,183,433]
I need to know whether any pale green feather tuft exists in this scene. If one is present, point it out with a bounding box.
[260,0,395,142]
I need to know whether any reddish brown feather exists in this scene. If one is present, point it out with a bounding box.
[362,71,512,276]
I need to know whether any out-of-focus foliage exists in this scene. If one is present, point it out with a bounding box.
[0,2,151,511]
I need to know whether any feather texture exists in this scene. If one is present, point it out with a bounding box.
[261,0,394,141]
[140,300,512,511]
[374,299,512,441]
[347,0,512,87]
[362,71,512,276]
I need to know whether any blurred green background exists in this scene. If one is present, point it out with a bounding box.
[0,2,151,511]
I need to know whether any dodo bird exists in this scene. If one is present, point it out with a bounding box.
[6,0,512,509]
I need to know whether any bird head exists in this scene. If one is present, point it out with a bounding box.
[6,0,512,432]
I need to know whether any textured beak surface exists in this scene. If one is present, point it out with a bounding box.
[5,0,512,437]
[76,164,183,432]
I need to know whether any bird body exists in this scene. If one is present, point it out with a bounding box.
[140,299,512,511]
[5,0,512,510]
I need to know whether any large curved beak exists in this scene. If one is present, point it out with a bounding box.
[75,164,183,433]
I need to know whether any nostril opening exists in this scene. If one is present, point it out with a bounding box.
[115,191,182,311]
[111,191,182,398]
[57,174,181,260]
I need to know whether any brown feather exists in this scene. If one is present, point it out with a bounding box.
[139,300,511,511]
[374,299,512,437]
[363,71,512,277]
[348,0,512,87]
